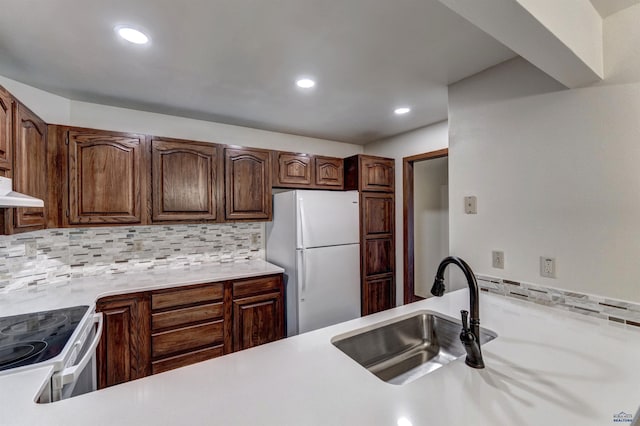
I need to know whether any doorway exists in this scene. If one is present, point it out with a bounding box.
[403,149,448,303]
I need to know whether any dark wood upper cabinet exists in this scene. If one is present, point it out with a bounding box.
[151,139,220,222]
[272,152,343,190]
[224,147,272,220]
[0,87,12,171]
[273,152,312,187]
[345,155,394,193]
[12,103,47,232]
[68,129,147,225]
[96,294,151,389]
[315,156,344,188]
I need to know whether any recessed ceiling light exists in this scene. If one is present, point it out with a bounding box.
[296,78,316,89]
[394,107,411,115]
[116,27,150,45]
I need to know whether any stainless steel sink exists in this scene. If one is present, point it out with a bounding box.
[331,310,497,385]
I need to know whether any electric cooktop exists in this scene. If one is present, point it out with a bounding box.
[0,306,89,372]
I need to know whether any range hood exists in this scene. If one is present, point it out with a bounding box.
[0,176,44,208]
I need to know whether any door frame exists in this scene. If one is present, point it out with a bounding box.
[403,148,448,304]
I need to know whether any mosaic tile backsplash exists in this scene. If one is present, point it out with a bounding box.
[0,223,264,292]
[477,275,640,328]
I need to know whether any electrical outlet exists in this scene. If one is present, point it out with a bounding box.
[540,257,556,278]
[250,233,260,246]
[133,240,144,251]
[25,241,37,259]
[492,251,504,269]
[464,196,477,214]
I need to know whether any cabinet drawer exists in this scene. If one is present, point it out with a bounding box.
[152,320,223,358]
[233,275,281,298]
[152,345,223,375]
[152,284,223,310]
[151,302,223,330]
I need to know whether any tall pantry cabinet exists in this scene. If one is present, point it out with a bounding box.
[345,155,396,315]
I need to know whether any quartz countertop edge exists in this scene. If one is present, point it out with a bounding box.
[0,259,284,317]
[1,288,640,426]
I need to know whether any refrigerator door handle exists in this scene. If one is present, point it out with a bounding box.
[298,197,306,249]
[298,249,307,301]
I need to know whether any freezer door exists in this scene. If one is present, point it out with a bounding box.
[296,190,359,249]
[297,244,360,334]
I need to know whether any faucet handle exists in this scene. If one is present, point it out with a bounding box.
[460,310,470,331]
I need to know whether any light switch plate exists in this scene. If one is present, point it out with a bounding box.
[464,196,477,214]
[492,251,504,269]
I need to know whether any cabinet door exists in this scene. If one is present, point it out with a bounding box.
[315,156,343,188]
[360,157,394,192]
[0,87,12,171]
[152,139,219,221]
[13,103,47,230]
[224,147,272,220]
[68,130,145,224]
[363,275,395,316]
[232,291,284,351]
[362,193,394,236]
[96,295,151,389]
[274,152,312,187]
[360,193,395,315]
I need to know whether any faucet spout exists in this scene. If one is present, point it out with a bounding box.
[430,256,484,369]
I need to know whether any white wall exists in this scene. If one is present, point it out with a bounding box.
[448,4,640,303]
[0,75,70,124]
[0,74,362,158]
[364,121,448,304]
[516,0,603,76]
[413,157,449,298]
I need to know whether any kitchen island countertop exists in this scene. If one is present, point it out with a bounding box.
[1,287,639,426]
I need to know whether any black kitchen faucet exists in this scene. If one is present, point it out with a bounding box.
[431,256,485,369]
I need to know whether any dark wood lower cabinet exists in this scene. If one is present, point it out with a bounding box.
[96,274,284,384]
[232,291,284,351]
[96,294,151,389]
[363,274,395,316]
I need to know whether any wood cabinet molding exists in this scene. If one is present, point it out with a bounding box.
[151,138,221,222]
[68,129,148,225]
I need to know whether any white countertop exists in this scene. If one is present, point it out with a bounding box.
[0,259,284,317]
[1,287,639,426]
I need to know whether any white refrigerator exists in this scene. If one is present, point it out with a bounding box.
[266,190,361,336]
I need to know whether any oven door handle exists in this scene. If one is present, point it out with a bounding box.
[52,312,103,390]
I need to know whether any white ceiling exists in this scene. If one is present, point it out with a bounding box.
[589,0,640,17]
[0,0,515,144]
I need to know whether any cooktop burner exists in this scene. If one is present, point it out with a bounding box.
[0,341,47,369]
[0,306,89,372]
[0,314,68,336]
